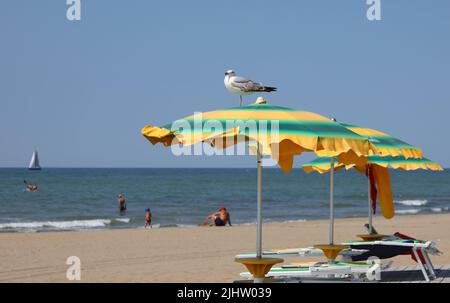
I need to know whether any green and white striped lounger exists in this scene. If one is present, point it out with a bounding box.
[240,261,381,281]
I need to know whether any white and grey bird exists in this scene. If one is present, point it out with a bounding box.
[224,70,277,106]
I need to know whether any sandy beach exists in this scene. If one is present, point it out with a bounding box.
[0,213,448,283]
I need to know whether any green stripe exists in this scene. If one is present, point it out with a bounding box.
[166,120,365,139]
[368,137,416,149]
[368,156,434,164]
[303,156,436,167]
[269,262,370,273]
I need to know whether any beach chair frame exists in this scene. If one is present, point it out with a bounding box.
[345,240,438,282]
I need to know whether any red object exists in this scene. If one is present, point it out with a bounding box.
[394,232,416,240]
[219,206,226,211]
[366,166,377,214]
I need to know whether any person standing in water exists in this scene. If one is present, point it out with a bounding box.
[144,208,152,228]
[117,194,127,212]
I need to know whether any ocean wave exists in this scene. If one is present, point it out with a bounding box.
[395,200,428,206]
[280,219,307,223]
[234,219,307,226]
[138,224,161,228]
[431,207,449,213]
[0,219,111,230]
[396,209,421,215]
[175,224,196,228]
[114,218,130,223]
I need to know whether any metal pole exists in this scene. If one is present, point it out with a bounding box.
[256,143,263,258]
[329,157,335,245]
[368,165,373,234]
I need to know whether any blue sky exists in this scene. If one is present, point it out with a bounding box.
[1,0,449,168]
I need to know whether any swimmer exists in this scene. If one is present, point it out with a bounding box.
[23,180,38,192]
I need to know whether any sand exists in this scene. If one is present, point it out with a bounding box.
[0,213,449,282]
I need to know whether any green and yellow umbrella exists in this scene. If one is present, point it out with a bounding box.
[143,101,378,173]
[342,123,423,160]
[304,155,443,174]
[303,155,443,238]
[142,99,379,264]
[299,122,429,249]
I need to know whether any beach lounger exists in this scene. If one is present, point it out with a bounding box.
[237,231,441,282]
[239,261,386,282]
[344,239,440,281]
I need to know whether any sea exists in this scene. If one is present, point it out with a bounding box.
[0,168,449,233]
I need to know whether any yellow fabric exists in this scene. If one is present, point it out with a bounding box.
[387,162,443,171]
[372,166,395,219]
[344,125,423,159]
[302,162,346,174]
[141,125,175,146]
[346,126,389,137]
[183,110,336,123]
[371,146,423,159]
[303,153,443,174]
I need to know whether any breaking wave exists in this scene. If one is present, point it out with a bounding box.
[0,219,112,231]
[396,200,428,206]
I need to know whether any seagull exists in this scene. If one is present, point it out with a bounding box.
[224,70,277,106]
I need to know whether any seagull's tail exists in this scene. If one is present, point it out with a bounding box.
[263,86,277,92]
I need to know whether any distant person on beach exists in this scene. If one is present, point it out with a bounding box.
[144,208,152,228]
[24,180,37,192]
[204,206,232,227]
[117,194,127,212]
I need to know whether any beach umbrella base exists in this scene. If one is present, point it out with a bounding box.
[235,257,284,283]
[356,234,388,241]
[313,244,349,262]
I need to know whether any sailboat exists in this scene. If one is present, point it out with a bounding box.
[28,149,41,170]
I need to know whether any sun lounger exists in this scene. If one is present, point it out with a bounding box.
[344,239,440,281]
[237,230,441,282]
[239,261,386,282]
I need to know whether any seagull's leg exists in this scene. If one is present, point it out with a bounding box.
[240,95,243,107]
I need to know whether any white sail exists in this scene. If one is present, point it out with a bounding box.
[28,150,41,170]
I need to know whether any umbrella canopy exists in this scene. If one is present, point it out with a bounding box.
[142,101,378,174]
[141,100,379,259]
[303,155,443,174]
[341,123,423,159]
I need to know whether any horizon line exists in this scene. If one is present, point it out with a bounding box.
[0,166,448,170]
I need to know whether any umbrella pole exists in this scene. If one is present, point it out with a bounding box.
[329,157,335,245]
[368,165,373,233]
[314,157,349,263]
[256,143,263,258]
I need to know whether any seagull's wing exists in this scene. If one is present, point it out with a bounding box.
[232,76,252,83]
[230,76,264,92]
